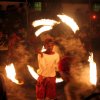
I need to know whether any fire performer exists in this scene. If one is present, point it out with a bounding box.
[36,38,60,100]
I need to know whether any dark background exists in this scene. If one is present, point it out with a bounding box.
[0,0,100,3]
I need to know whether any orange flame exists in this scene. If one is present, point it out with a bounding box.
[27,65,63,83]
[32,15,79,36]
[32,19,59,27]
[35,26,52,37]
[57,14,79,33]
[41,45,46,52]
[5,63,24,85]
[88,52,97,85]
[32,19,60,36]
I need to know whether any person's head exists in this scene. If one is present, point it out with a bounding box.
[44,38,55,52]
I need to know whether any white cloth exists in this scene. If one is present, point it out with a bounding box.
[37,52,60,77]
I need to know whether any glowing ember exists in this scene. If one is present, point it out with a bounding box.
[57,14,79,33]
[88,52,97,85]
[35,26,52,37]
[5,63,24,85]
[27,65,63,83]
[32,19,59,27]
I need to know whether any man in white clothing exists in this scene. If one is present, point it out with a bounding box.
[36,38,60,100]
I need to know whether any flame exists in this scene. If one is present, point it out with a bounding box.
[32,19,59,27]
[27,65,38,80]
[88,52,97,85]
[35,26,52,37]
[5,63,24,85]
[32,15,79,36]
[32,19,60,36]
[41,45,46,52]
[27,65,63,83]
[57,14,79,33]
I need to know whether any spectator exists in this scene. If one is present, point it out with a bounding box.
[0,74,7,100]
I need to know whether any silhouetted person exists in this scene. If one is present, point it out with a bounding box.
[0,74,7,100]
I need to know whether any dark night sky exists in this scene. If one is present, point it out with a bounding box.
[0,0,100,3]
